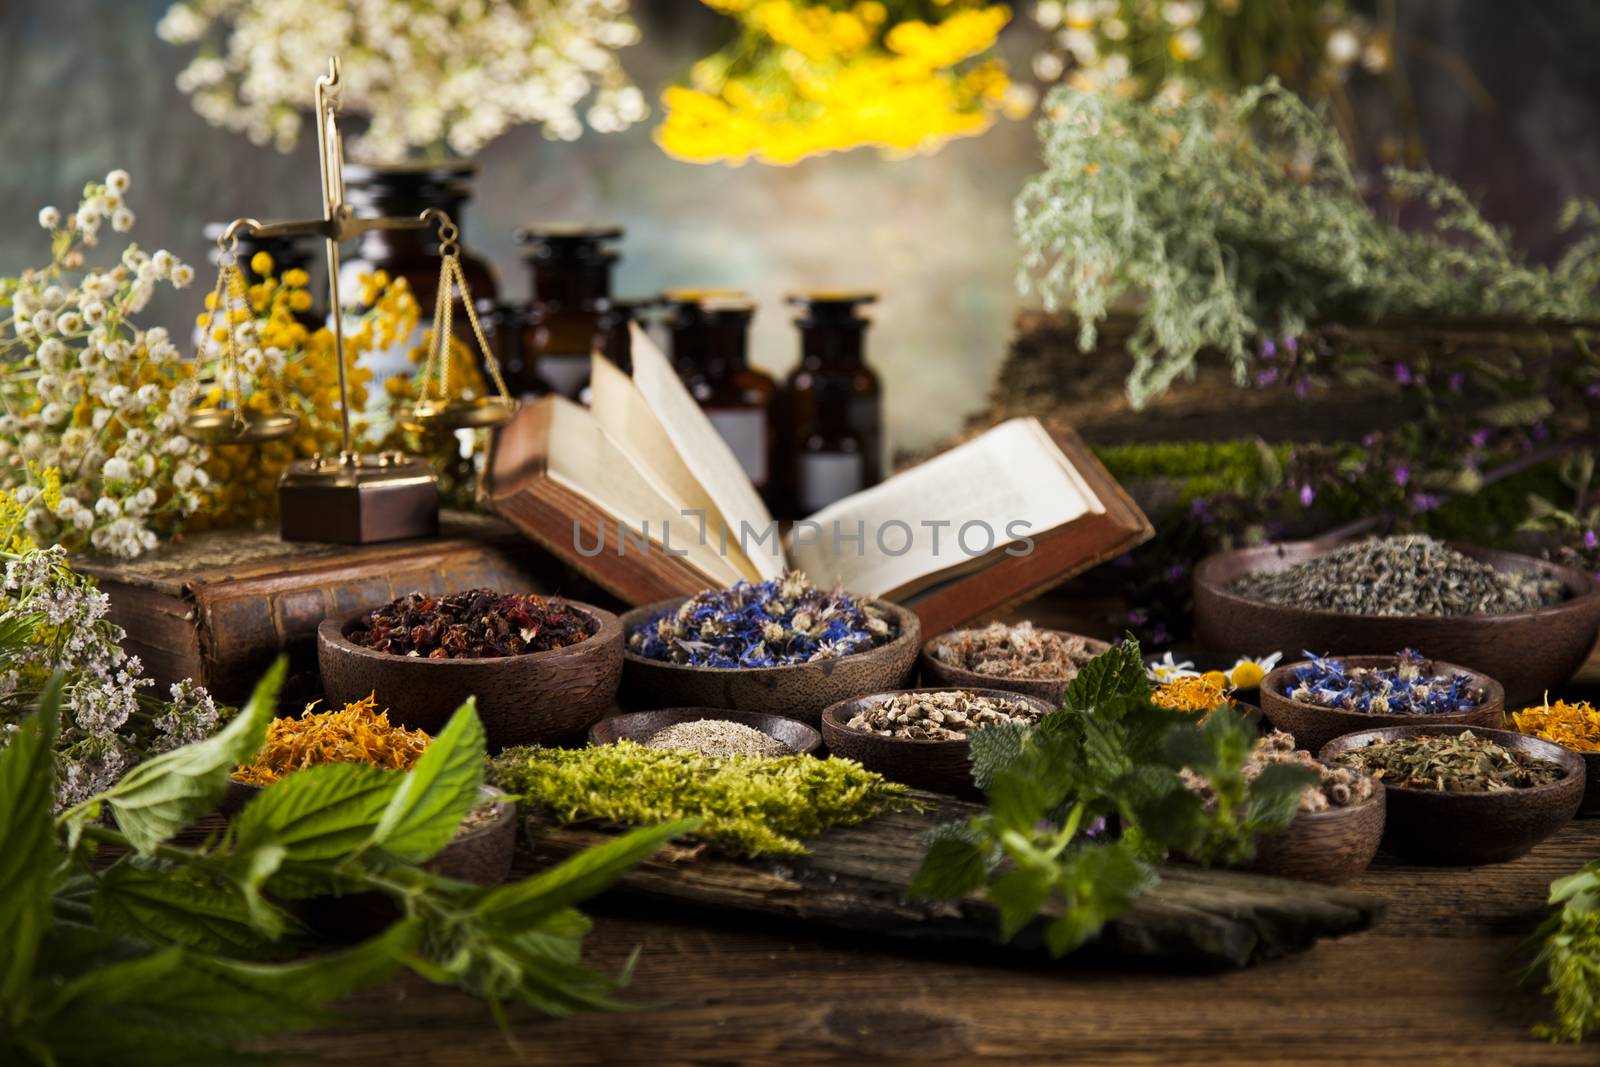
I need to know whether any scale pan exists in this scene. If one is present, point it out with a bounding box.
[180,407,300,445]
[401,396,517,431]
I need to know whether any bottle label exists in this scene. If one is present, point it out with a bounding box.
[537,353,591,399]
[707,408,768,487]
[796,451,864,514]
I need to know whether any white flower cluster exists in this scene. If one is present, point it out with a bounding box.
[0,173,211,559]
[158,0,647,159]
[0,542,220,810]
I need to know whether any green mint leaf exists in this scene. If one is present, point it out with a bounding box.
[1125,784,1210,854]
[988,865,1051,942]
[0,671,63,1004]
[369,699,486,864]
[1043,843,1155,957]
[1549,863,1600,908]
[967,720,1031,793]
[1079,712,1134,788]
[908,833,990,900]
[101,658,286,854]
[989,768,1052,838]
[234,762,401,863]
[91,861,288,957]
[474,819,697,929]
[1244,762,1318,833]
[1059,636,1148,713]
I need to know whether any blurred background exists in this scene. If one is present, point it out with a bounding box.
[3,1,1599,454]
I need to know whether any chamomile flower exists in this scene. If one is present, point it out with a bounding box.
[1147,651,1199,684]
[1227,652,1283,690]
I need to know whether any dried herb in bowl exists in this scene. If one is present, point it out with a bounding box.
[1512,698,1600,752]
[348,589,595,659]
[1184,730,1375,814]
[932,621,1099,680]
[628,570,895,668]
[232,694,431,786]
[1286,650,1486,715]
[845,690,1045,741]
[1230,535,1567,616]
[1330,731,1567,792]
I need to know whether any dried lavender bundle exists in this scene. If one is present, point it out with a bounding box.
[1231,535,1566,617]
[935,621,1099,680]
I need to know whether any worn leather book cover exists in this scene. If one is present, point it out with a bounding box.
[76,512,560,704]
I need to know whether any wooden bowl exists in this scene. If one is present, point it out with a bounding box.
[1243,783,1386,884]
[1318,725,1585,865]
[819,687,1055,796]
[918,628,1109,705]
[588,707,822,756]
[619,598,920,726]
[1259,656,1506,755]
[1194,540,1600,705]
[1584,751,1600,818]
[318,599,622,751]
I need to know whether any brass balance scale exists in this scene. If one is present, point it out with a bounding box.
[181,57,516,544]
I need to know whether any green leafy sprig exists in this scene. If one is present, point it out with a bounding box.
[0,660,692,1066]
[909,637,1313,956]
[1523,862,1600,1043]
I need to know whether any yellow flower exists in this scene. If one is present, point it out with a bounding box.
[250,251,274,276]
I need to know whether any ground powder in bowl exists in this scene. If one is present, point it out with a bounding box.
[641,719,793,758]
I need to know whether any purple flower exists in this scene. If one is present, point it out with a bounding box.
[1393,362,1413,386]
[1150,623,1172,645]
[1293,378,1311,399]
[1586,382,1600,400]
[1533,421,1550,442]
[1394,465,1410,488]
[1299,483,1316,507]
[1261,338,1278,359]
[1448,372,1465,393]
[1285,336,1299,353]
[1585,529,1598,550]
[1256,367,1280,387]
[1469,428,1491,449]
[1410,492,1440,513]
[1190,497,1214,522]
[1167,563,1187,581]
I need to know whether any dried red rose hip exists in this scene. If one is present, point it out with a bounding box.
[348,590,594,659]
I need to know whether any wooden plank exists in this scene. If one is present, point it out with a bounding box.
[522,789,1383,969]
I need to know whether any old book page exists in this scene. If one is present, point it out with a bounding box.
[785,417,1104,597]
[624,324,785,581]
[587,354,761,583]
[545,396,744,586]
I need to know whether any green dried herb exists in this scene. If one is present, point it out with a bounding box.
[489,741,909,857]
[1522,862,1600,1043]
[1329,730,1567,792]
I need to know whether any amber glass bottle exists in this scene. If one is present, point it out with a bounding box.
[664,290,777,503]
[780,292,883,516]
[338,162,498,395]
[514,224,622,400]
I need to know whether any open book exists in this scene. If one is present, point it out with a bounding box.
[483,325,1153,636]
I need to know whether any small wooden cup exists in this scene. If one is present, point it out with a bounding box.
[1319,725,1584,865]
[1260,656,1505,755]
[1244,782,1386,884]
[619,598,920,726]
[820,687,1054,796]
[918,628,1109,706]
[318,598,623,751]
[588,707,822,756]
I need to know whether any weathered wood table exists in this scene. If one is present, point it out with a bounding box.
[274,816,1598,1065]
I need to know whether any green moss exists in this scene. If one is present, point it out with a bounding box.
[488,741,911,858]
[1094,440,1292,503]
